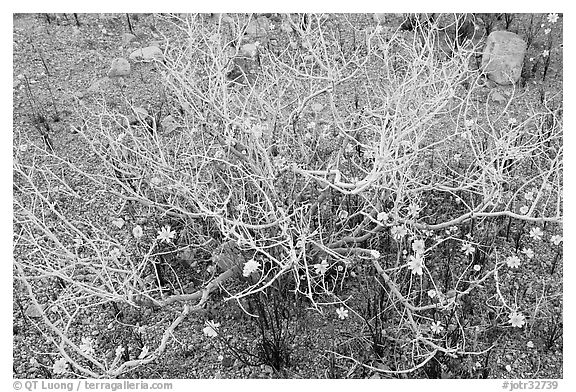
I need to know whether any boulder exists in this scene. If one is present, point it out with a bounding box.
[481,31,526,85]
[129,46,163,61]
[107,57,131,77]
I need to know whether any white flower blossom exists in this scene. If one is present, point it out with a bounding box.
[391,225,407,241]
[529,227,543,241]
[52,358,68,374]
[377,211,389,222]
[369,250,381,259]
[461,243,475,256]
[427,289,437,299]
[157,225,176,243]
[243,258,261,277]
[506,255,521,268]
[314,259,329,275]
[519,206,529,215]
[430,321,444,334]
[336,307,349,320]
[412,239,425,255]
[407,254,424,275]
[509,311,526,328]
[522,248,535,259]
[547,13,559,24]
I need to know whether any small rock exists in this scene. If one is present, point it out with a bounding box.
[490,91,507,104]
[108,57,131,77]
[222,356,234,368]
[129,46,163,61]
[240,43,258,58]
[24,303,45,318]
[86,77,110,94]
[161,115,178,133]
[121,33,137,46]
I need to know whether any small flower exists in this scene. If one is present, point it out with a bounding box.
[529,57,534,62]
[336,307,349,320]
[115,345,125,357]
[430,321,444,334]
[151,177,161,186]
[407,254,424,275]
[52,358,68,374]
[508,118,517,126]
[203,320,220,338]
[243,258,261,277]
[464,119,475,128]
[529,227,543,241]
[19,144,28,152]
[218,354,224,361]
[377,211,389,222]
[527,341,535,349]
[156,225,176,243]
[547,13,559,24]
[269,24,275,31]
[473,264,481,272]
[509,311,526,328]
[506,364,512,372]
[132,225,143,239]
[519,205,529,215]
[138,345,149,359]
[454,153,462,161]
[506,255,521,268]
[391,225,407,241]
[551,235,562,246]
[79,337,95,356]
[369,250,381,259]
[542,50,549,57]
[544,28,551,34]
[412,239,425,255]
[524,191,534,201]
[314,259,329,275]
[408,203,420,217]
[427,289,437,299]
[461,243,475,256]
[375,25,383,34]
[337,210,349,220]
[110,248,121,259]
[522,248,534,259]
